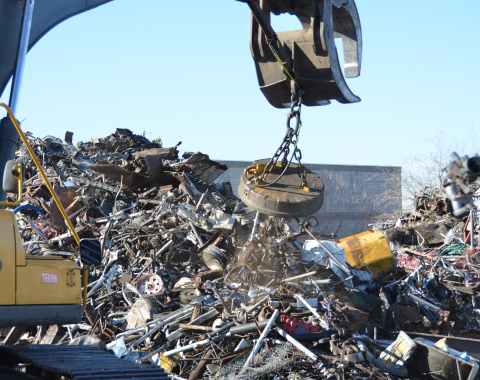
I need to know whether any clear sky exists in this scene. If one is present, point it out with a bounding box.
[1,0,479,168]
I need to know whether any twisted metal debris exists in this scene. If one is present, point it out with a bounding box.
[2,129,480,380]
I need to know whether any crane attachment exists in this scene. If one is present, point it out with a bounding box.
[242,0,362,108]
[238,0,362,217]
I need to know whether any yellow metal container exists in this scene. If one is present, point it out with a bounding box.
[338,229,394,278]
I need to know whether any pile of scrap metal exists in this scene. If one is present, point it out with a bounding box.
[2,129,480,380]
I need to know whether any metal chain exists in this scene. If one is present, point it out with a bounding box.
[250,88,307,188]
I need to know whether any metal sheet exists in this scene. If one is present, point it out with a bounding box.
[409,338,479,380]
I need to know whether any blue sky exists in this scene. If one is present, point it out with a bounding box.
[1,0,479,167]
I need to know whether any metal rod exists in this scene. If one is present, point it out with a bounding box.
[154,239,173,258]
[471,210,475,249]
[188,348,213,380]
[281,271,317,283]
[116,305,195,339]
[129,307,193,348]
[241,295,270,314]
[195,190,208,211]
[249,211,260,242]
[9,0,35,115]
[166,308,220,343]
[242,309,279,370]
[276,328,318,361]
[299,223,351,274]
[163,333,230,357]
[294,294,329,329]
[175,323,214,332]
[86,266,115,298]
[213,286,232,315]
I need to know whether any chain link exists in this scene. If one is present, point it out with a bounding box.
[249,88,308,188]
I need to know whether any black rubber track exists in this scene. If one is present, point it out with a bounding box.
[0,345,170,380]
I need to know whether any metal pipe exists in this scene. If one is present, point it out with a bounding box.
[276,328,318,361]
[268,301,297,308]
[129,307,193,349]
[208,320,237,338]
[228,319,274,335]
[189,221,205,247]
[189,348,213,380]
[242,309,279,370]
[154,239,173,258]
[241,295,270,314]
[9,0,35,115]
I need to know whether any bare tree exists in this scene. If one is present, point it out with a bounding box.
[401,129,480,211]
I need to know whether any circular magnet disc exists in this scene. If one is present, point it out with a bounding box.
[238,159,324,218]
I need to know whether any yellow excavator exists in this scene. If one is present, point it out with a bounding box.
[0,103,101,328]
[0,0,362,378]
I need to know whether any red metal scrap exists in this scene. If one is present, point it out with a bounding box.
[279,315,321,335]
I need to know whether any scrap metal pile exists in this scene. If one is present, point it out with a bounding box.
[3,129,480,379]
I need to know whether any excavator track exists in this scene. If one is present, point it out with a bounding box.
[0,345,170,380]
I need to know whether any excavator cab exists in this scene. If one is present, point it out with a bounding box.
[0,109,101,327]
[0,168,82,326]
[2,160,23,204]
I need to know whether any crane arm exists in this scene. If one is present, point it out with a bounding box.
[0,0,112,97]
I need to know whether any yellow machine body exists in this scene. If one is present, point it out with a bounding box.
[0,210,82,326]
[16,257,81,305]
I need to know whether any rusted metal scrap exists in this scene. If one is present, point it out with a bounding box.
[3,129,480,380]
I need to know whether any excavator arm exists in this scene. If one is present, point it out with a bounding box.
[0,0,361,106]
[0,0,362,218]
[0,0,112,97]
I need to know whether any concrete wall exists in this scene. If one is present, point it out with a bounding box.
[214,161,402,238]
